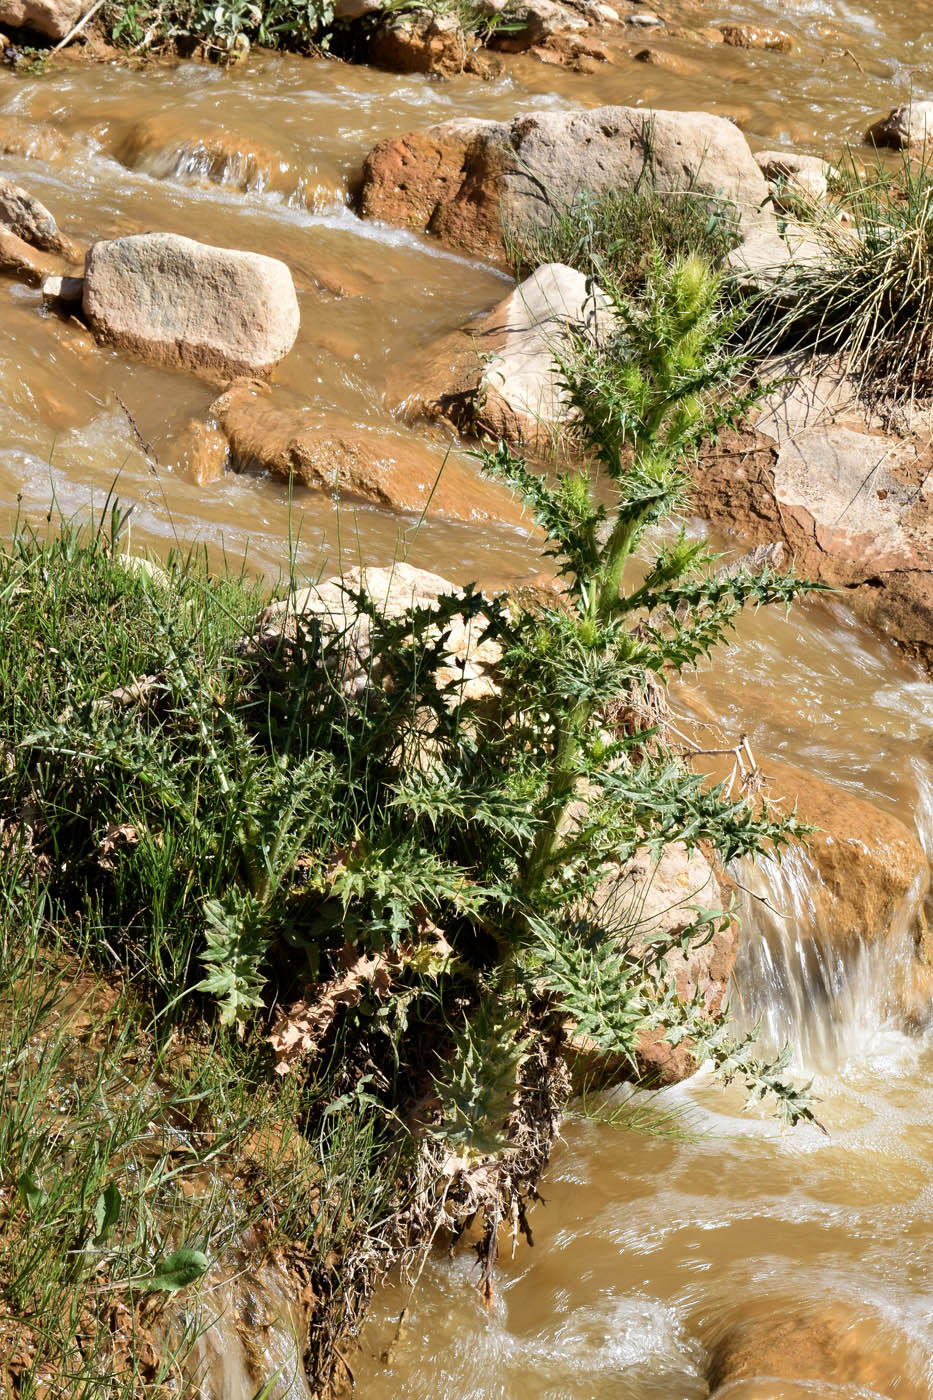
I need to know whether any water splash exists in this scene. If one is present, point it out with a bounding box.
[731,845,928,1073]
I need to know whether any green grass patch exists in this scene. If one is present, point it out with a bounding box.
[505,186,741,291]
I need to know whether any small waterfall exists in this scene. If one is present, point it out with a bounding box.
[730,843,929,1073]
[128,139,339,211]
[167,1258,315,1400]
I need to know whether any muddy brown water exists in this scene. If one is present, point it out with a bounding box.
[2,3,933,1394]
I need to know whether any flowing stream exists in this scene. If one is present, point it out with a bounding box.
[2,2,933,1393]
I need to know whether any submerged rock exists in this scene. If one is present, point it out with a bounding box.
[0,0,83,39]
[762,759,930,964]
[398,261,614,451]
[719,23,794,51]
[200,380,528,527]
[359,105,774,264]
[0,177,82,260]
[82,233,300,380]
[707,1299,929,1399]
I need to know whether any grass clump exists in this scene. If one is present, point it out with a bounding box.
[104,0,339,59]
[0,252,822,1388]
[506,186,741,291]
[741,146,933,403]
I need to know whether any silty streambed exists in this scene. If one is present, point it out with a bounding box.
[1,4,932,1394]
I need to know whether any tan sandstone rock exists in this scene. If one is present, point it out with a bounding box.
[754,150,832,211]
[0,177,82,261]
[398,262,614,451]
[692,363,933,668]
[82,233,300,380]
[0,0,83,38]
[258,563,503,705]
[485,0,586,51]
[359,105,775,264]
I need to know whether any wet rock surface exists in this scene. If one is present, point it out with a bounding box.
[761,758,930,962]
[205,380,528,526]
[693,366,933,667]
[0,176,81,259]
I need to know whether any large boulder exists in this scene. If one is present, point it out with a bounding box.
[397,262,614,451]
[693,364,933,668]
[82,233,300,380]
[202,381,528,527]
[0,0,82,38]
[359,105,774,264]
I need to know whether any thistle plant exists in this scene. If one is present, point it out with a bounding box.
[482,253,814,906]
[0,257,823,1217]
[422,252,826,1142]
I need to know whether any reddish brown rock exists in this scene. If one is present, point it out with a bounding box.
[530,31,613,70]
[365,9,488,77]
[692,371,933,667]
[209,381,529,527]
[359,105,774,264]
[0,227,74,285]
